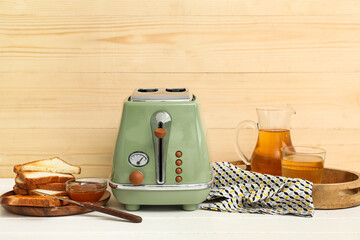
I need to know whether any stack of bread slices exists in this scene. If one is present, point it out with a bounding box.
[3,157,81,207]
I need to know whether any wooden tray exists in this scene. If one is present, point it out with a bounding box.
[313,168,360,209]
[230,161,360,210]
[0,190,111,217]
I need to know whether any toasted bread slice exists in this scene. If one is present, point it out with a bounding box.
[13,185,28,195]
[1,195,61,207]
[15,175,36,189]
[36,182,66,191]
[14,157,81,174]
[59,196,70,206]
[29,190,70,206]
[18,171,74,185]
[15,175,66,191]
[29,189,68,197]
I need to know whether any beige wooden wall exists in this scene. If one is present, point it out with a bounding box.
[0,0,360,177]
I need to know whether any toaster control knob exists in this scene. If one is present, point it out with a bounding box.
[154,128,167,138]
[129,171,144,186]
[175,151,182,157]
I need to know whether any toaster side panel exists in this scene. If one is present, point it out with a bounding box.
[164,101,212,184]
[111,102,157,185]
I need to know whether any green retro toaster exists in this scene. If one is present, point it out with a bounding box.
[110,88,212,211]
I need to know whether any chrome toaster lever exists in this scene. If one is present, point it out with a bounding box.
[150,111,171,185]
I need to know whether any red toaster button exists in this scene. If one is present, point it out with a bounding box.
[176,176,182,182]
[175,151,182,157]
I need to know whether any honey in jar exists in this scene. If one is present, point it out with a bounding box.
[68,184,105,202]
[66,178,107,202]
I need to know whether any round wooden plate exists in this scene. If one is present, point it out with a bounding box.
[0,190,111,217]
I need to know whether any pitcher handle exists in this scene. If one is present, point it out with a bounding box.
[234,120,258,166]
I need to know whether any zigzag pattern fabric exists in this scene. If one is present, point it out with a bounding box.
[201,162,314,217]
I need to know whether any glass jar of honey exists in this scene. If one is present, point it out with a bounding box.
[66,178,107,202]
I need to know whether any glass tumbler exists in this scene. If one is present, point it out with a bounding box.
[281,146,326,183]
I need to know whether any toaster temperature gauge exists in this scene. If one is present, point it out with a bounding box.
[129,152,149,167]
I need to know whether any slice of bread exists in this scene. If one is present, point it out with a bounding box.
[15,175,66,191]
[1,195,61,207]
[29,189,68,197]
[29,190,70,206]
[14,157,81,175]
[13,185,28,195]
[36,182,66,191]
[18,171,74,185]
[60,197,70,206]
[15,175,36,189]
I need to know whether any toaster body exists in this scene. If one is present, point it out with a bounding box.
[110,88,211,210]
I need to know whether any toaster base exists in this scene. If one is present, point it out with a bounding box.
[111,188,210,211]
[124,203,197,211]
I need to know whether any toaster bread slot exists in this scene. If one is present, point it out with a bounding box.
[137,88,158,93]
[165,88,186,92]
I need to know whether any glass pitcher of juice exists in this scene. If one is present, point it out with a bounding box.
[234,107,296,176]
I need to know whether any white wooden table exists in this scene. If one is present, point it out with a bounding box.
[0,178,359,240]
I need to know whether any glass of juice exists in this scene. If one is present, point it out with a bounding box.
[281,146,326,183]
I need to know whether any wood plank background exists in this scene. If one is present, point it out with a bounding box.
[0,1,359,177]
